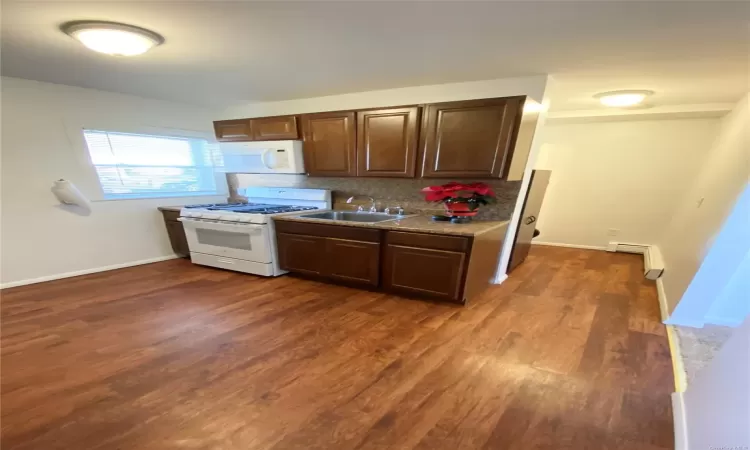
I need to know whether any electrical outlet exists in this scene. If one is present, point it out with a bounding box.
[607,228,620,237]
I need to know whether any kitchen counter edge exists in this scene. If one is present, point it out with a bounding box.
[273,213,509,237]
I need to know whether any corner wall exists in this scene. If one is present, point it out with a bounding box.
[533,117,720,249]
[678,318,749,449]
[0,77,225,287]
[658,94,749,316]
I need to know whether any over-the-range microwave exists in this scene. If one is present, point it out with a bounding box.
[220,140,305,174]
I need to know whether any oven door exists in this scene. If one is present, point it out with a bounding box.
[179,218,273,263]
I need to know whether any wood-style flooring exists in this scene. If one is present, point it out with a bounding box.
[1,246,674,450]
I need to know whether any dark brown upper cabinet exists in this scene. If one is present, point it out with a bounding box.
[356,106,419,178]
[213,119,253,142]
[300,111,357,177]
[419,96,524,179]
[251,116,299,140]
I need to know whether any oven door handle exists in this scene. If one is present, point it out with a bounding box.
[178,218,265,233]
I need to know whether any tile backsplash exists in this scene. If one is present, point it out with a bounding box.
[227,174,521,220]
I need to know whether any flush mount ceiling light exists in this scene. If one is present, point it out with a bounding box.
[61,21,164,56]
[594,90,654,108]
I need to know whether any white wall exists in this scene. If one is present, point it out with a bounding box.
[221,76,548,118]
[533,118,720,249]
[0,77,225,287]
[659,94,749,315]
[679,318,749,449]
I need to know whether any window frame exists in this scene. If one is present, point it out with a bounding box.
[66,122,227,202]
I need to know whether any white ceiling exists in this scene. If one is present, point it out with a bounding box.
[2,1,748,111]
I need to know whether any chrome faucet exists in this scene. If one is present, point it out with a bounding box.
[384,205,405,216]
[346,195,377,213]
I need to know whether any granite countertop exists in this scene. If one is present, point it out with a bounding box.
[274,212,509,237]
[157,206,184,212]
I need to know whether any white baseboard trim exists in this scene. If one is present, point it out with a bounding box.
[671,391,689,450]
[531,241,608,251]
[0,255,179,289]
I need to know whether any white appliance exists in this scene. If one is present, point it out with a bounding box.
[178,187,331,276]
[220,140,305,174]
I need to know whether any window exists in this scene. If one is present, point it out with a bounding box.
[82,130,222,199]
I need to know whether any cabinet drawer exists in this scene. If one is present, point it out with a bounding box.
[386,231,470,252]
[275,220,381,242]
[191,252,274,276]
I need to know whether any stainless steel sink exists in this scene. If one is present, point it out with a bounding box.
[299,211,405,223]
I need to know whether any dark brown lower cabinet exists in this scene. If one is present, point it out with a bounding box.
[276,222,380,287]
[274,219,508,304]
[383,244,466,302]
[276,233,326,275]
[160,210,190,258]
[324,238,380,286]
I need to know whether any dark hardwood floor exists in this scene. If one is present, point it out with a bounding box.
[1,246,674,450]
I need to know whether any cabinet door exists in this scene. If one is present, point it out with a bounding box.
[324,238,380,286]
[383,244,467,302]
[300,111,357,176]
[508,170,551,272]
[251,116,299,140]
[165,220,190,258]
[276,233,326,275]
[214,119,253,142]
[420,97,524,179]
[356,107,419,178]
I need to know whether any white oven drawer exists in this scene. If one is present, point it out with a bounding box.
[190,252,275,276]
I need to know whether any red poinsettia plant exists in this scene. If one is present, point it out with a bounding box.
[421,182,496,213]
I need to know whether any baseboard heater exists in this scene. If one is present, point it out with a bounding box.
[607,242,665,280]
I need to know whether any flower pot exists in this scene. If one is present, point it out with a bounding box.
[443,201,478,218]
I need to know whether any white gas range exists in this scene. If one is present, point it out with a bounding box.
[178,187,331,276]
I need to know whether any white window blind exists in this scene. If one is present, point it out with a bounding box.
[82,130,223,200]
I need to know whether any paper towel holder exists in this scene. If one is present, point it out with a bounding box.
[51,178,92,215]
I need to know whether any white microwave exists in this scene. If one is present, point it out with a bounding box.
[220,140,305,174]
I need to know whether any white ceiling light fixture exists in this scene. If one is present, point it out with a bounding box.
[595,90,654,108]
[61,21,164,56]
